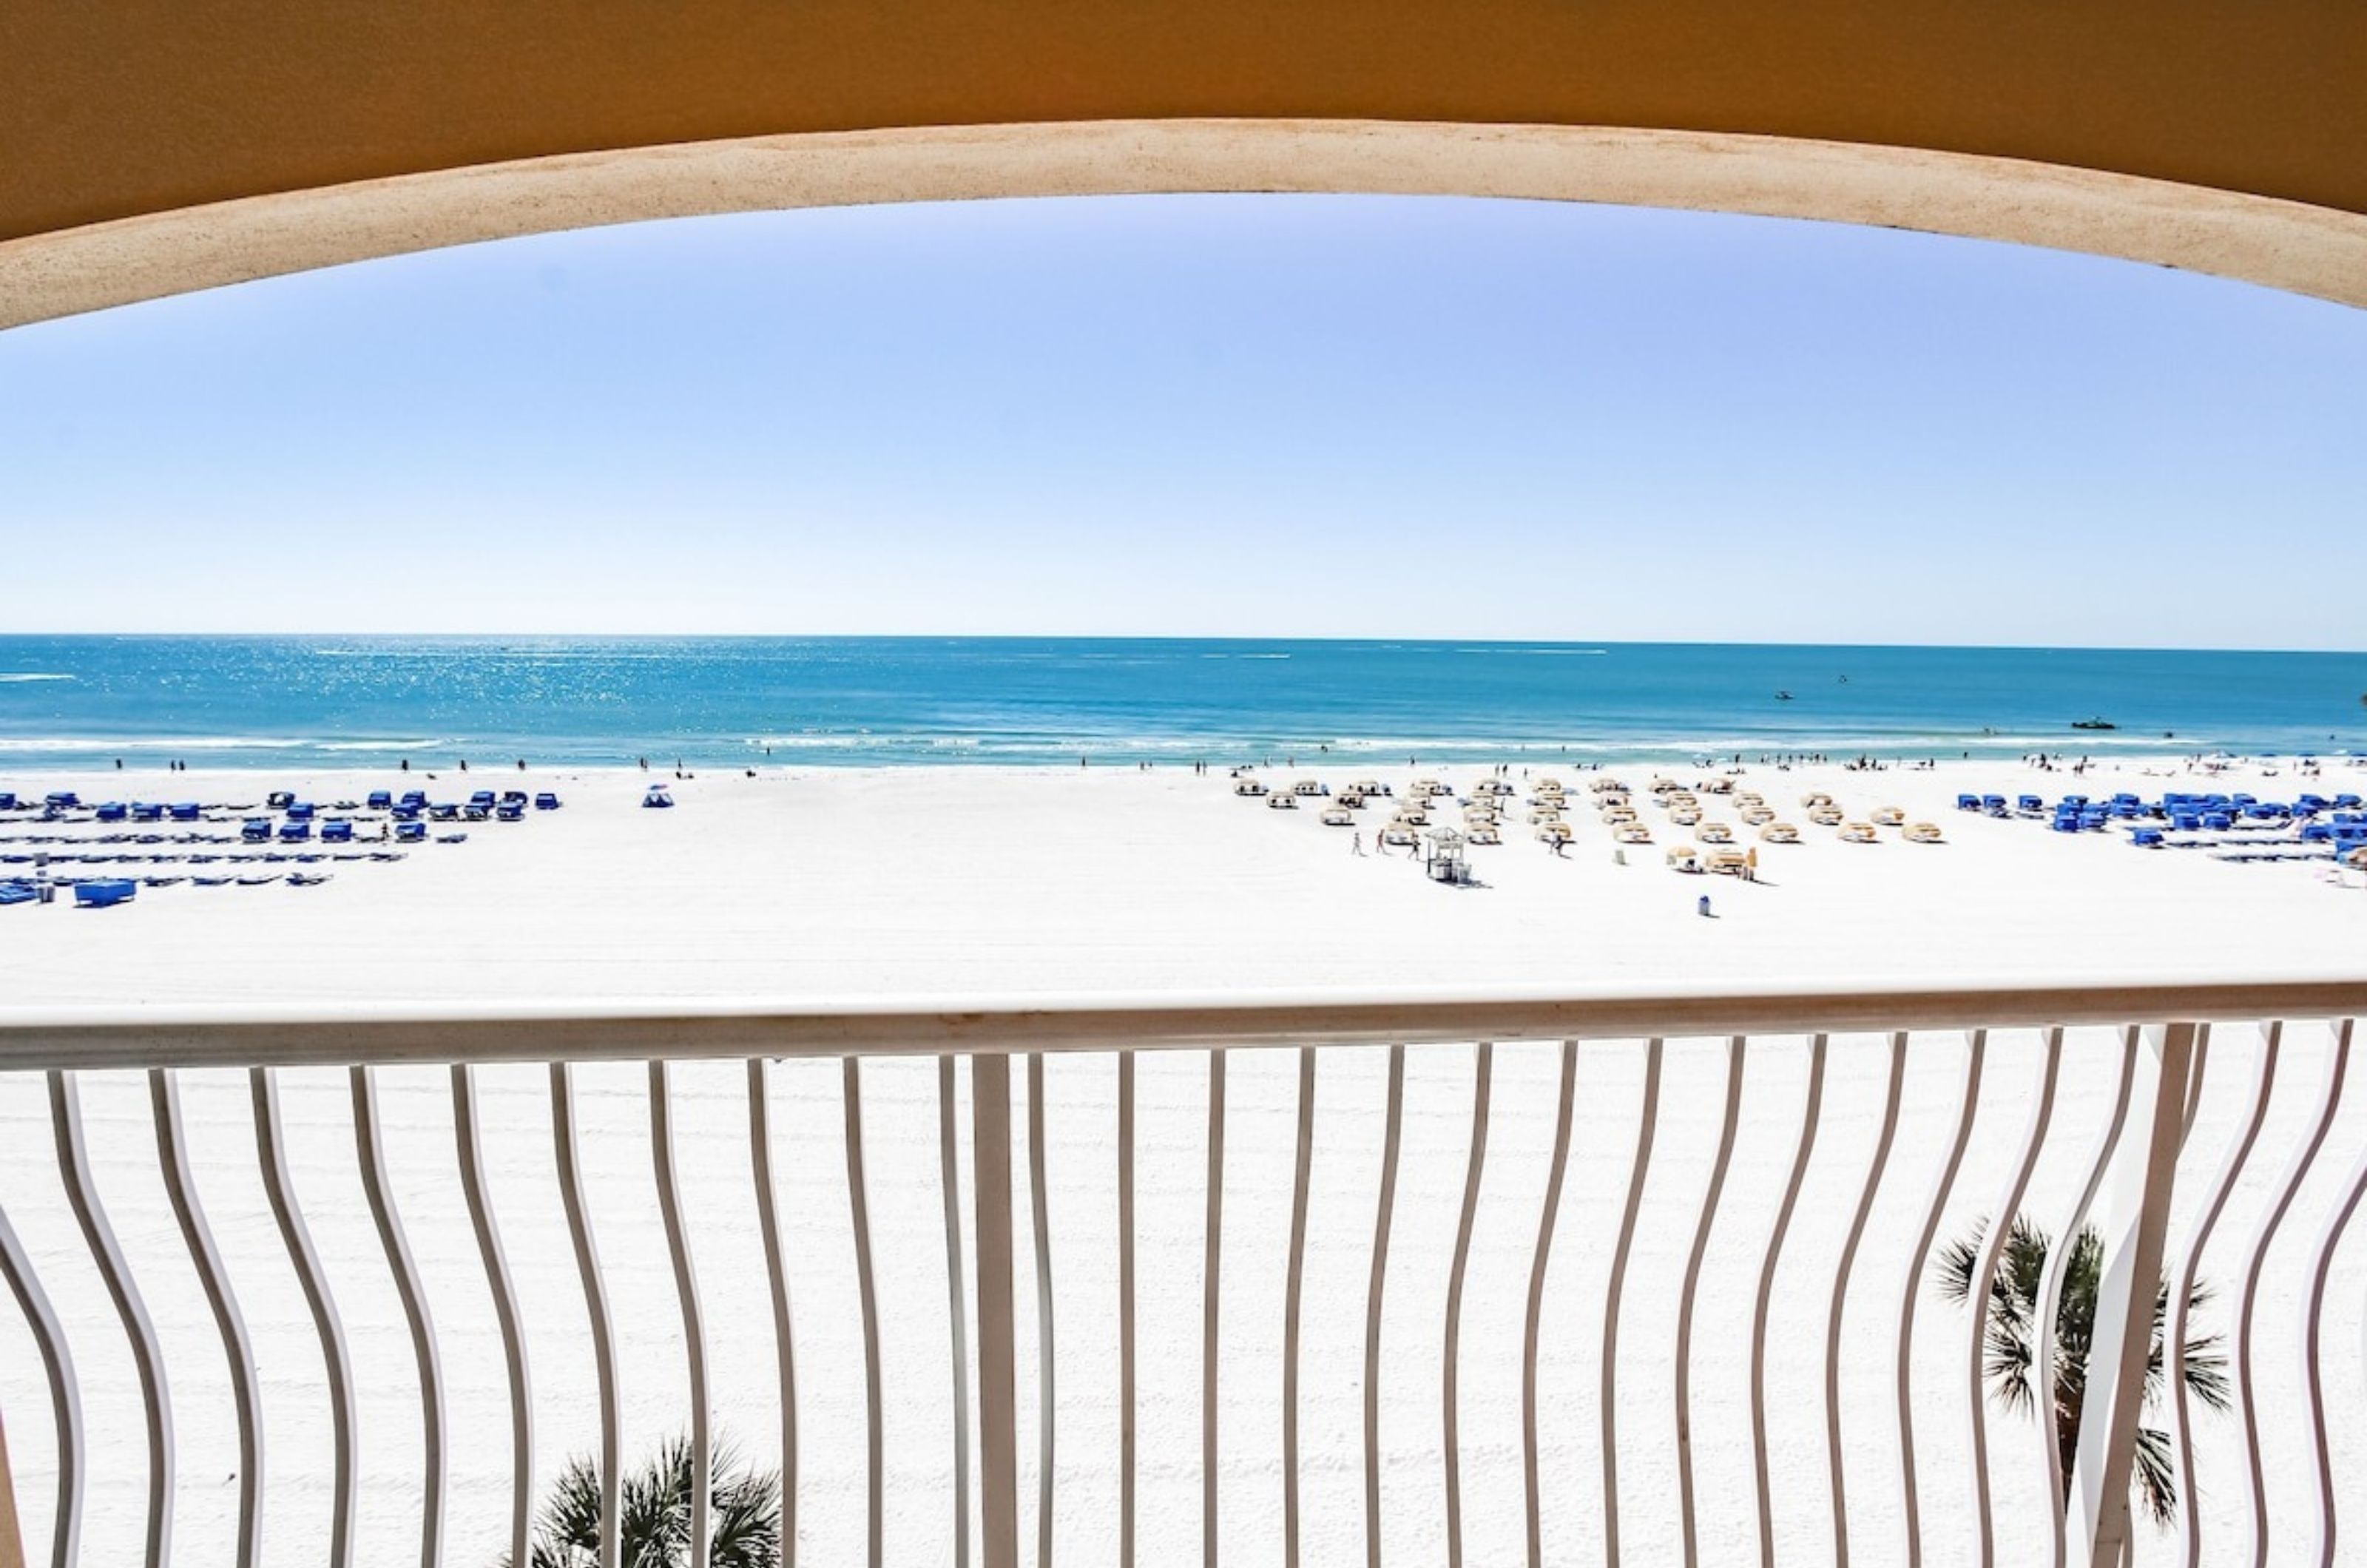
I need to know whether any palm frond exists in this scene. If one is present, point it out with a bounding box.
[1931,1214,2225,1527]
[2131,1425,2179,1525]
[522,1432,782,1567]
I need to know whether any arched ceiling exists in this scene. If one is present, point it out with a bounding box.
[2,2,2363,328]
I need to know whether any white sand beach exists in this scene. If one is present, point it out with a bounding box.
[3,757,2366,1567]
[4,755,2366,1004]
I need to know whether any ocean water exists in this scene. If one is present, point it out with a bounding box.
[0,636,2361,771]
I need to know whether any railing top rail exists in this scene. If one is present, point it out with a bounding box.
[0,977,2363,1071]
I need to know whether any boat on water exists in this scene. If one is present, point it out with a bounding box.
[2071,717,2118,731]
[1775,691,1793,701]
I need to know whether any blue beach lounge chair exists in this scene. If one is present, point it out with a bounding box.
[73,879,138,908]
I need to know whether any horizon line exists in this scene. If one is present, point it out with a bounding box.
[3,632,2365,658]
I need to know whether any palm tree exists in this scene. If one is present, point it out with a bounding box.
[509,1434,781,1567]
[1934,1215,2229,1525]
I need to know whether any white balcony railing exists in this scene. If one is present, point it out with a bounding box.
[1,981,2365,1568]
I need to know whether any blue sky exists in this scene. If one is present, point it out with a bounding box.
[1,194,2360,646]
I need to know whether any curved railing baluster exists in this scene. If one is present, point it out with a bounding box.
[52,1071,171,1568]
[939,1056,971,1568]
[1962,1030,2061,1567]
[2036,1027,2140,1568]
[0,1196,81,1568]
[1894,1031,1985,1567]
[1028,1053,1056,1568]
[1826,1032,1907,1567]
[253,1068,355,1568]
[1442,1043,1493,1568]
[1365,1044,1405,1568]
[651,1061,712,1566]
[452,1064,532,1568]
[1203,1048,1227,1568]
[152,1069,263,1568]
[1118,1050,1137,1568]
[844,1057,885,1568]
[1677,1038,1746,1567]
[2300,1020,2363,1568]
[1603,1038,1664,1567]
[2234,1021,2349,1567]
[1522,1041,1578,1568]
[1751,1035,1826,1567]
[2181,1024,2214,1145]
[750,1058,800,1568]
[2168,1024,2271,1568]
[351,1066,442,1568]
[1284,1047,1316,1568]
[550,1061,621,1568]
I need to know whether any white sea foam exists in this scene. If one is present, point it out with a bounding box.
[0,735,311,752]
[0,672,75,683]
[316,738,445,752]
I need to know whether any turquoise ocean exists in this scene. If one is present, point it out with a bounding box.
[1,637,2362,771]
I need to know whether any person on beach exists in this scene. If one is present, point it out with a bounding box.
[1698,893,1713,917]
[1352,831,1364,856]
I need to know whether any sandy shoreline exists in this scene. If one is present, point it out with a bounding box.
[4,754,2363,1008]
[2,757,2365,1567]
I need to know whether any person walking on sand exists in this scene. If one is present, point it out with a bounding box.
[1352,830,1365,856]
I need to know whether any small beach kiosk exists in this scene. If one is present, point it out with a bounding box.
[1424,825,1473,885]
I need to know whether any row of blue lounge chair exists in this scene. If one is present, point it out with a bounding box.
[0,873,342,907]
[1961,790,2367,835]
[1,788,562,817]
[4,851,404,865]
[1957,789,2363,820]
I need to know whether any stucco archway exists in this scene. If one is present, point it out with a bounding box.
[3,4,2363,325]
